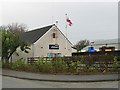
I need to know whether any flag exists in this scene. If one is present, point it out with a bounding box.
[66,18,72,26]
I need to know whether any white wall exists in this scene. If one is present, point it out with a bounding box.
[12,25,72,61]
[12,45,33,62]
[34,25,72,57]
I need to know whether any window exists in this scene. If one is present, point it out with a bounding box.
[52,33,58,38]
[52,33,55,38]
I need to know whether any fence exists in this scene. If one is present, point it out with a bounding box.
[72,50,120,56]
[27,55,120,72]
[27,57,52,64]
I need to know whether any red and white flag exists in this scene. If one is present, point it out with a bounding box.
[66,18,72,26]
[66,14,72,26]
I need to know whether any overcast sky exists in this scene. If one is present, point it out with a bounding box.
[1,0,118,44]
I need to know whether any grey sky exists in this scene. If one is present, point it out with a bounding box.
[1,1,118,44]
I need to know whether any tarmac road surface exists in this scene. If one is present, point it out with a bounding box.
[2,76,119,88]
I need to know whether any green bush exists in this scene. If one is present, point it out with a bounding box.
[52,57,67,73]
[34,58,53,73]
[69,61,78,72]
[34,59,44,72]
[11,59,25,71]
[42,62,53,73]
[2,56,120,74]
[2,60,12,69]
[24,64,38,72]
[112,56,120,71]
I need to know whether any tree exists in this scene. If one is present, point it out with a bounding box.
[7,23,28,33]
[1,23,30,62]
[73,40,90,52]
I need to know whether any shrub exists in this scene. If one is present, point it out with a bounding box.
[69,61,78,72]
[112,56,120,71]
[2,60,12,69]
[52,57,67,73]
[11,59,25,71]
[42,62,53,73]
[2,56,120,74]
[24,64,38,72]
[34,58,53,73]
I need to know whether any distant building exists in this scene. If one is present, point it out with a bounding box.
[81,39,120,52]
[12,24,72,61]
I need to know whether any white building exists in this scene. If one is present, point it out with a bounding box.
[12,24,73,61]
[82,39,120,52]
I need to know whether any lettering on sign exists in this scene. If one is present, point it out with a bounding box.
[49,44,59,49]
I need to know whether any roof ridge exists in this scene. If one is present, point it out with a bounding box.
[28,24,54,32]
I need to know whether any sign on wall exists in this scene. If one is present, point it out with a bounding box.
[49,44,59,49]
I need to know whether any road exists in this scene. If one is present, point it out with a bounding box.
[2,76,119,88]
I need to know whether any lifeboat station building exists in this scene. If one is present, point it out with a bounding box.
[13,24,73,60]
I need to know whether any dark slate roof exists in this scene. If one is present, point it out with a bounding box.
[20,24,53,44]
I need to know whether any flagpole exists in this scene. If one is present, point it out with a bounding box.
[65,24,68,39]
[65,14,68,39]
[65,14,68,56]
[65,14,72,56]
